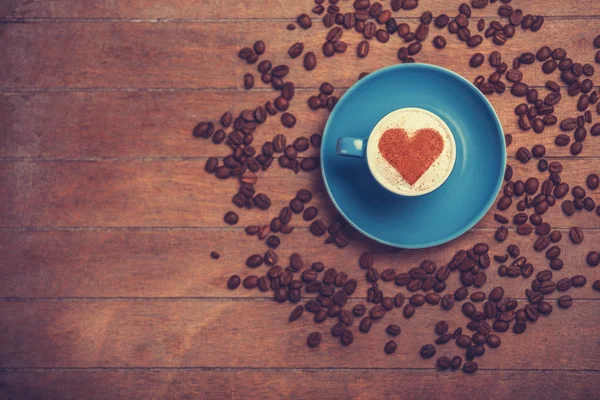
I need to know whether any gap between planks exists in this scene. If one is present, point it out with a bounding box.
[0,156,599,162]
[0,227,599,232]
[0,366,599,373]
[0,297,597,302]
[0,86,596,92]
[2,16,600,23]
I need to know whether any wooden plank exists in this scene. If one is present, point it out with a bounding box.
[2,229,600,299]
[0,0,597,19]
[2,90,600,159]
[0,299,599,369]
[1,159,599,228]
[0,369,598,400]
[1,19,599,89]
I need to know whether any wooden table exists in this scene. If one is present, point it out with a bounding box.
[1,1,600,398]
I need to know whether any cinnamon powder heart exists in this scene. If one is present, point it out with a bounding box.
[378,128,445,185]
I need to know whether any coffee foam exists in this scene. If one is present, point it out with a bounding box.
[367,108,455,194]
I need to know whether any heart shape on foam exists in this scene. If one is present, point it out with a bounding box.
[377,128,445,185]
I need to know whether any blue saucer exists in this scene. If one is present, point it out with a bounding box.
[321,63,505,249]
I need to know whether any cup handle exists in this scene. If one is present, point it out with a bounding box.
[336,137,366,158]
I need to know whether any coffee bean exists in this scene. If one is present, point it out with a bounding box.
[536,301,553,316]
[569,227,584,244]
[519,116,531,133]
[193,121,215,139]
[537,270,553,283]
[524,177,539,194]
[403,303,416,318]
[572,186,586,199]
[280,112,296,128]
[505,69,522,83]
[470,292,486,303]
[554,295,573,310]
[357,40,369,58]
[311,308,326,322]
[519,262,533,278]
[502,168,514,187]
[506,244,524,258]
[554,134,570,146]
[560,118,578,131]
[410,294,426,307]
[470,53,485,68]
[530,212,543,225]
[491,319,508,332]
[456,335,472,348]
[288,42,304,59]
[369,305,385,320]
[205,157,222,174]
[307,332,321,348]
[492,214,508,225]
[420,344,436,358]
[570,141,582,155]
[533,235,550,252]
[226,274,241,289]
[355,316,372,334]
[434,13,450,28]
[412,22,428,41]
[573,127,587,143]
[382,340,398,355]
[467,35,483,47]
[511,82,529,97]
[593,280,600,291]
[432,320,449,336]
[556,277,572,292]
[338,309,354,326]
[433,356,451,370]
[484,292,503,311]
[562,200,575,216]
[495,226,508,242]
[408,42,422,55]
[435,333,452,345]
[433,35,447,49]
[497,196,512,211]
[238,47,254,60]
[308,219,326,237]
[491,30,506,45]
[571,275,587,288]
[297,13,312,29]
[242,275,258,289]
[454,286,468,301]
[222,210,240,225]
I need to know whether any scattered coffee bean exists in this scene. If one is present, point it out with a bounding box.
[470,53,485,68]
[384,340,397,354]
[587,174,599,190]
[224,211,239,225]
[570,227,584,244]
[420,344,436,358]
[587,251,600,267]
[572,275,587,287]
[357,40,369,58]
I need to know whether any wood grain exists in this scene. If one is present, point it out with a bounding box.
[0,370,598,400]
[0,299,599,369]
[1,19,599,89]
[2,90,600,159]
[1,159,598,228]
[2,229,599,299]
[0,0,597,19]
[1,0,600,396]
